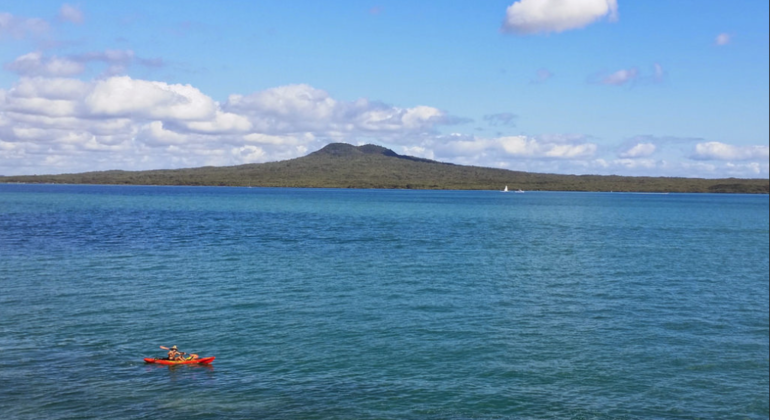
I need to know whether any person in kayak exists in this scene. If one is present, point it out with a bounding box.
[167,345,184,360]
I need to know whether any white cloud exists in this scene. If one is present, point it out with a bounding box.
[58,4,84,25]
[715,33,731,46]
[141,121,187,145]
[4,52,85,77]
[726,162,765,176]
[619,142,656,158]
[653,63,665,82]
[11,76,90,100]
[85,76,217,121]
[3,77,89,117]
[226,85,446,135]
[243,133,307,146]
[401,106,443,129]
[601,67,638,85]
[5,50,161,78]
[502,0,618,35]
[402,146,435,160]
[497,136,595,158]
[430,134,597,162]
[182,110,252,134]
[591,65,664,86]
[232,145,266,163]
[226,84,336,120]
[0,12,49,39]
[692,142,769,161]
[614,158,658,170]
[5,95,80,118]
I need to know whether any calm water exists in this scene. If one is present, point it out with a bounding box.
[1,184,767,420]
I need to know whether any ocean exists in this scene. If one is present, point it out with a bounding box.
[1,184,767,419]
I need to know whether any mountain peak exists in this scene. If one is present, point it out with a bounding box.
[312,143,399,157]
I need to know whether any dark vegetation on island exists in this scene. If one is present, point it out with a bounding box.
[1,143,768,193]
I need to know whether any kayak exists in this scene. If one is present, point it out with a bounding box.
[144,357,215,365]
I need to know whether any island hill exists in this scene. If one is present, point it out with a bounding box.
[1,143,768,193]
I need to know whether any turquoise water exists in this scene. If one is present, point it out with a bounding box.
[0,184,767,419]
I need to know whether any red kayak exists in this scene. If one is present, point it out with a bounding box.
[144,357,215,365]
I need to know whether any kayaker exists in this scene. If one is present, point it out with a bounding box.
[167,345,184,360]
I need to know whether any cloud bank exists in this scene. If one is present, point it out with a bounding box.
[0,75,457,174]
[692,142,769,161]
[0,74,767,179]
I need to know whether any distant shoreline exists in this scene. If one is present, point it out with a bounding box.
[1,144,768,194]
[2,181,768,195]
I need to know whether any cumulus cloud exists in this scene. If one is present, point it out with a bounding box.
[725,162,765,176]
[715,33,731,46]
[181,110,252,135]
[619,142,656,158]
[3,77,89,117]
[140,121,187,146]
[500,135,597,158]
[225,84,448,135]
[58,4,84,25]
[692,142,769,161]
[402,145,434,160]
[502,0,618,35]
[429,134,598,163]
[232,145,266,163]
[226,84,335,119]
[85,76,218,121]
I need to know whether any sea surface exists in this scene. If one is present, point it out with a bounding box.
[0,184,767,420]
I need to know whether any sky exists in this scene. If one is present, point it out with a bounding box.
[0,0,768,178]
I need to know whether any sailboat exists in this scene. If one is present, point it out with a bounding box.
[502,186,509,192]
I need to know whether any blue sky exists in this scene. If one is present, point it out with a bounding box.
[0,0,767,178]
